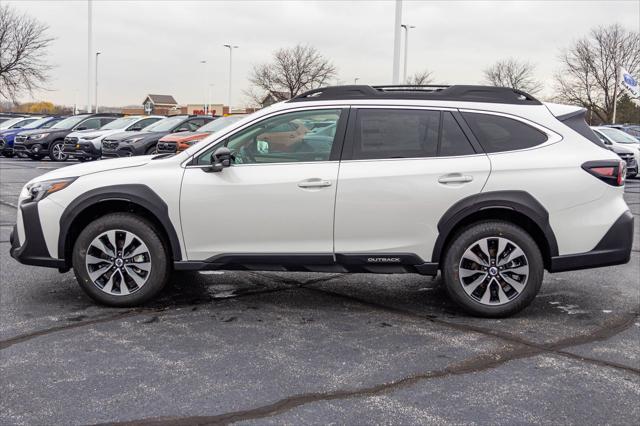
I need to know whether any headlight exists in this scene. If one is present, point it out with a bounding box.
[125,137,144,144]
[29,133,49,140]
[26,177,77,202]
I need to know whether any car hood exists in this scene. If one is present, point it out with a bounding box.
[609,144,635,154]
[0,128,21,136]
[17,128,68,137]
[67,129,124,139]
[29,155,153,183]
[159,131,209,142]
[106,130,167,142]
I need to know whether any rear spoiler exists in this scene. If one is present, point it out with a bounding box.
[544,103,606,148]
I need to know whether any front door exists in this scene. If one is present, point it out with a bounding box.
[180,107,348,261]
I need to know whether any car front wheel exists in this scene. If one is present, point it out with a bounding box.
[49,141,68,162]
[72,213,170,306]
[442,221,543,318]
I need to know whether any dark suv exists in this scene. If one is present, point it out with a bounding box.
[101,115,213,158]
[13,113,121,161]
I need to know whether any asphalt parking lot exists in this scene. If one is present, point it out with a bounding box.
[0,157,638,425]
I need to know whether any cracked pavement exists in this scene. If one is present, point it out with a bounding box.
[1,157,639,425]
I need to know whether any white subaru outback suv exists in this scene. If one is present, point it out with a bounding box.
[10,85,633,317]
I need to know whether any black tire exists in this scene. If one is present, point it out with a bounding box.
[145,144,157,155]
[2,152,15,158]
[77,157,88,162]
[29,154,44,161]
[442,220,543,318]
[72,213,171,307]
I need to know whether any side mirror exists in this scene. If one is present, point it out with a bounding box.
[129,126,142,131]
[174,127,189,133]
[75,126,87,131]
[206,147,232,172]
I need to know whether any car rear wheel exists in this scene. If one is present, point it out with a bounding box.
[49,141,68,162]
[442,220,543,318]
[72,213,170,306]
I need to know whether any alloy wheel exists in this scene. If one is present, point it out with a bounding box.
[52,143,67,161]
[85,229,152,296]
[458,236,529,306]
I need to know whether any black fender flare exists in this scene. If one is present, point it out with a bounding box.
[58,184,182,261]
[431,190,559,263]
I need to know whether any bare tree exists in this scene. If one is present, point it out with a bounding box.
[554,24,640,123]
[0,4,53,102]
[483,58,542,95]
[248,45,336,103]
[406,69,435,86]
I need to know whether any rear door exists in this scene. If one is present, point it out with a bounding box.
[334,107,490,263]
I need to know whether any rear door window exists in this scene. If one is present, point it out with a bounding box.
[352,109,440,160]
[461,112,547,153]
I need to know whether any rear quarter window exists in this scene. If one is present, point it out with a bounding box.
[462,112,547,153]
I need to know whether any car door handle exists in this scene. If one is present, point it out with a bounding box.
[298,178,332,188]
[438,174,474,184]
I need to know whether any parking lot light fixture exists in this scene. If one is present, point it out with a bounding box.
[223,44,238,110]
[94,51,101,113]
[201,60,208,115]
[401,24,415,84]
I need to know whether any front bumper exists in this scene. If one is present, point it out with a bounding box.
[13,141,45,156]
[0,137,12,154]
[157,141,178,154]
[9,200,66,269]
[101,141,136,158]
[63,141,100,159]
[550,210,634,272]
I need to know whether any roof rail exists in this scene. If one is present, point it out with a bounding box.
[289,84,541,105]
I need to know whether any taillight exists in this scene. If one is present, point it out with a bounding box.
[582,160,626,186]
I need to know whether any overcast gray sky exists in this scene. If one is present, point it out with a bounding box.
[7,0,640,107]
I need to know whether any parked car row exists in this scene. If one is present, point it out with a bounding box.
[2,109,639,172]
[591,126,640,178]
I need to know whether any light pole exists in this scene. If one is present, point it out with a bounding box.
[354,77,360,84]
[87,0,93,113]
[223,44,238,111]
[208,84,214,115]
[401,24,415,84]
[94,51,101,113]
[392,0,403,84]
[200,60,207,115]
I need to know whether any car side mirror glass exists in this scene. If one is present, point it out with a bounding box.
[129,126,142,131]
[75,126,87,131]
[174,127,189,132]
[206,147,232,172]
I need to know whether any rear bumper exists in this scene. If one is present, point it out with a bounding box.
[549,210,634,272]
[9,201,66,269]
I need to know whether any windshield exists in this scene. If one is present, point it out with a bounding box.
[9,118,38,128]
[598,128,639,143]
[143,116,187,132]
[0,117,24,129]
[100,116,139,130]
[51,115,89,129]
[197,115,245,133]
[22,117,54,129]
